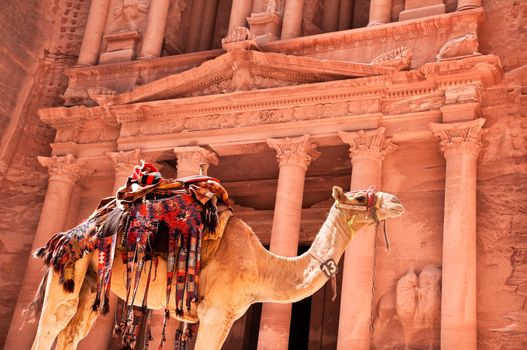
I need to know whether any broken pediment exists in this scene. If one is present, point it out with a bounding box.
[88,49,397,107]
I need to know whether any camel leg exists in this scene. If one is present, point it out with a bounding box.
[32,254,91,350]
[193,304,234,350]
[55,270,99,350]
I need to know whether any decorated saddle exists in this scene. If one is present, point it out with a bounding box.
[34,161,232,349]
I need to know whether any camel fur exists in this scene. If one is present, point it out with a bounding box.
[30,186,404,350]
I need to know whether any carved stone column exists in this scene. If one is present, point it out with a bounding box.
[199,0,219,51]
[77,0,112,65]
[321,0,340,32]
[173,146,218,177]
[4,155,85,350]
[248,0,283,43]
[457,0,481,10]
[399,0,445,21]
[281,0,305,39]
[228,0,253,30]
[368,0,393,26]
[429,118,485,350]
[139,0,171,58]
[338,0,354,30]
[336,128,396,350]
[76,150,145,350]
[257,135,319,350]
[186,0,207,52]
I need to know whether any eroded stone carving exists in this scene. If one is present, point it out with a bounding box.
[382,94,445,114]
[113,0,150,26]
[302,0,322,35]
[373,265,441,350]
[436,34,480,61]
[371,46,413,70]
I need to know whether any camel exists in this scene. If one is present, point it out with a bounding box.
[30,186,404,350]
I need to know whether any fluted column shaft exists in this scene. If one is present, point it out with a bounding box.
[281,0,305,39]
[338,0,353,30]
[77,150,145,350]
[4,155,84,350]
[228,0,253,30]
[199,0,219,51]
[174,146,218,177]
[368,0,393,26]
[321,0,340,33]
[430,118,485,350]
[257,135,319,350]
[139,0,171,58]
[186,0,207,53]
[77,0,112,65]
[336,128,395,350]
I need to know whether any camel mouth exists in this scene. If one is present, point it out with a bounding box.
[377,193,405,220]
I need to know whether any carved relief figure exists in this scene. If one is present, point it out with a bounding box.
[436,33,480,61]
[164,0,189,54]
[106,0,150,34]
[303,0,322,35]
[373,264,441,350]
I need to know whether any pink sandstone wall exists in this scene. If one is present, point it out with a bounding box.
[0,0,91,347]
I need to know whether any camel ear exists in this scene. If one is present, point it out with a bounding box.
[332,186,346,203]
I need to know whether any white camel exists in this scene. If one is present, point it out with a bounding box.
[30,186,404,349]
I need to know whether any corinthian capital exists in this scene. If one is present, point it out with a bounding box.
[38,154,85,184]
[339,127,397,163]
[173,146,219,176]
[267,135,320,170]
[107,149,143,172]
[429,118,485,157]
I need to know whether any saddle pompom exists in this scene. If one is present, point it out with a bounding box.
[33,247,46,259]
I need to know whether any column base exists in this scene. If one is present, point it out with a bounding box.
[399,4,445,21]
[248,11,282,44]
[99,49,137,64]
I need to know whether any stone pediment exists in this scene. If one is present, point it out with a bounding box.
[89,49,396,107]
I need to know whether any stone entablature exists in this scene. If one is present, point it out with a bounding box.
[39,54,501,167]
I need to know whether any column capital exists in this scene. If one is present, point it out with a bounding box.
[107,149,143,173]
[429,118,485,158]
[267,135,320,170]
[37,154,86,185]
[173,146,219,176]
[339,127,397,163]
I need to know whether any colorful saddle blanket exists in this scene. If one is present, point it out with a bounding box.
[34,168,231,349]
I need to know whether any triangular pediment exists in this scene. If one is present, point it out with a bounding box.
[89,49,396,106]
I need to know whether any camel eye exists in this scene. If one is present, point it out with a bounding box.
[355,195,366,202]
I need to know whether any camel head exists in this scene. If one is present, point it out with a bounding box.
[331,186,405,233]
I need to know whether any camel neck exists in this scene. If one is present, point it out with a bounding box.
[254,207,352,303]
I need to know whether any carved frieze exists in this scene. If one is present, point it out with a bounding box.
[371,46,413,70]
[382,94,445,115]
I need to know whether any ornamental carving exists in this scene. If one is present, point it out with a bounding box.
[371,46,412,70]
[382,94,445,115]
[108,149,143,172]
[267,135,320,170]
[37,154,86,184]
[429,118,486,157]
[339,128,397,162]
[173,146,218,175]
[113,0,150,28]
[436,33,480,61]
